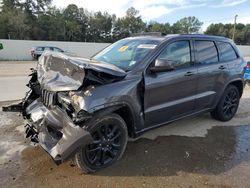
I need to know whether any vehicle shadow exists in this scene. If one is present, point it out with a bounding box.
[96,124,250,177]
[95,96,250,177]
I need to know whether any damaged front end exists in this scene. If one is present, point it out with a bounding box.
[3,52,126,164]
[24,99,92,163]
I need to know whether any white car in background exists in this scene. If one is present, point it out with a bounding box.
[30,46,75,60]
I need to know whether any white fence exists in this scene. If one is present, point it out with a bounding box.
[0,39,249,61]
[237,45,250,57]
[0,39,110,61]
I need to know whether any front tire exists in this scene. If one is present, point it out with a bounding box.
[75,113,128,173]
[211,85,240,121]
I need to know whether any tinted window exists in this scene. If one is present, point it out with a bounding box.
[36,47,44,51]
[54,47,63,52]
[217,42,237,61]
[158,41,191,69]
[195,41,218,64]
[44,47,52,51]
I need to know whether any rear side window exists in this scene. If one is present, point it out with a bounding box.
[54,47,63,52]
[158,40,191,69]
[217,42,237,61]
[195,40,218,64]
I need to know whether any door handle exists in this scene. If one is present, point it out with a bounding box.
[218,65,226,70]
[184,71,194,76]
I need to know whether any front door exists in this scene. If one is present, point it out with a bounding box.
[144,40,198,127]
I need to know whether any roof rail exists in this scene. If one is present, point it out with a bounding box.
[131,32,166,37]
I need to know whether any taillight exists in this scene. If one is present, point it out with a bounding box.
[247,63,250,68]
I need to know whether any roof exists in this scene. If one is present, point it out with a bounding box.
[167,34,228,40]
[34,46,62,48]
[129,33,230,42]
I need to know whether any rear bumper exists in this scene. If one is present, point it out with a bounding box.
[25,99,92,163]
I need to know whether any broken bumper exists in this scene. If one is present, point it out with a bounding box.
[25,99,92,163]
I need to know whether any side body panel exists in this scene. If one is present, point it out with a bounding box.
[143,38,198,127]
[194,39,245,111]
[144,66,198,126]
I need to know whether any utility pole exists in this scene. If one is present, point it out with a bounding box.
[232,14,238,42]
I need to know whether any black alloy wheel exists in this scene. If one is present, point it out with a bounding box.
[211,85,240,121]
[75,113,128,173]
[222,88,239,119]
[86,122,123,167]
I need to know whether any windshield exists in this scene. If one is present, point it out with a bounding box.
[92,38,160,71]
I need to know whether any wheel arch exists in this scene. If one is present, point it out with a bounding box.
[91,103,137,138]
[227,79,244,98]
[213,79,244,110]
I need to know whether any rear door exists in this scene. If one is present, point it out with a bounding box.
[194,40,229,111]
[216,41,240,77]
[144,39,198,127]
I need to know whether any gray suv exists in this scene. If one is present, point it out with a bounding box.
[4,34,246,173]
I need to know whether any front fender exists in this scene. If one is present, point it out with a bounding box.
[71,75,143,114]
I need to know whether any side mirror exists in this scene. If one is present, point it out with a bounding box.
[0,43,3,50]
[149,59,175,73]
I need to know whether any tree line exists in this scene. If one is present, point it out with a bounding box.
[205,23,250,45]
[0,0,249,44]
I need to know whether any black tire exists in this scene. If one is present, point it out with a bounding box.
[74,113,128,173]
[211,85,240,121]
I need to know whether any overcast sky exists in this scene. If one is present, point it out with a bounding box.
[53,0,250,31]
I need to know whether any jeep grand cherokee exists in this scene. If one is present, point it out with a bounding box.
[3,34,246,173]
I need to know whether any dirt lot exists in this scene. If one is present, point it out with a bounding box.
[0,86,250,188]
[0,59,250,188]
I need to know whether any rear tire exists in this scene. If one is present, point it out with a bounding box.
[74,113,128,173]
[211,85,240,121]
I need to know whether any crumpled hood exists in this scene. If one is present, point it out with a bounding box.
[37,52,126,91]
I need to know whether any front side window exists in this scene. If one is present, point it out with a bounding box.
[157,40,191,69]
[36,47,44,51]
[217,42,237,61]
[195,40,218,64]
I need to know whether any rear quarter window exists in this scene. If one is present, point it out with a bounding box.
[217,42,238,61]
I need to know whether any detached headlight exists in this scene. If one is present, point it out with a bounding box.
[69,91,85,111]
[68,86,95,115]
